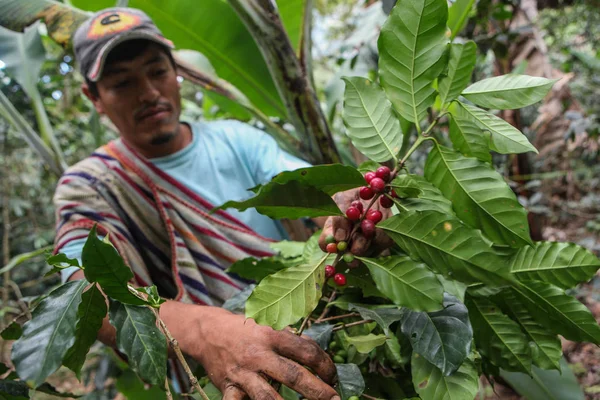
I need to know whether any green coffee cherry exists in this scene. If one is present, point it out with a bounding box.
[336,349,348,358]
[337,241,348,251]
[343,253,355,263]
[325,234,336,244]
[329,341,338,350]
[348,397,360,400]
[333,355,346,364]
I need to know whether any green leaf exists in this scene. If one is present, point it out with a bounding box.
[82,226,146,306]
[448,102,492,162]
[344,268,385,299]
[11,280,87,387]
[509,242,600,289]
[389,175,423,199]
[465,295,532,373]
[136,285,165,308]
[497,289,562,370]
[359,256,444,311]
[455,101,538,154]
[379,0,449,123]
[222,284,255,314]
[302,231,333,266]
[62,284,108,379]
[245,256,327,330]
[0,380,29,400]
[216,181,342,219]
[396,175,455,215]
[437,275,467,302]
[226,257,287,282]
[425,144,532,247]
[342,77,403,162]
[500,358,585,400]
[383,331,409,367]
[44,253,81,277]
[350,304,404,335]
[462,75,558,110]
[412,354,479,400]
[115,368,167,400]
[267,164,366,196]
[1,322,22,341]
[511,281,600,344]
[357,160,381,173]
[439,42,477,106]
[109,302,167,386]
[447,0,476,40]
[378,210,513,285]
[346,334,387,354]
[201,383,223,400]
[303,323,333,350]
[269,241,305,259]
[335,364,365,400]
[401,294,472,375]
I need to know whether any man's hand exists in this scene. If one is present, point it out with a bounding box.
[164,304,339,400]
[319,189,394,260]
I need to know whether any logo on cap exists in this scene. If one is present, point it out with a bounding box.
[87,11,142,39]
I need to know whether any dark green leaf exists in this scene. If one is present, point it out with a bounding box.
[448,101,492,162]
[268,164,366,196]
[0,380,29,400]
[455,101,538,154]
[509,242,600,289]
[395,175,455,215]
[1,322,22,341]
[342,77,403,162]
[303,323,333,350]
[360,256,444,311]
[500,358,585,400]
[82,226,145,306]
[344,268,385,299]
[45,253,80,277]
[0,363,8,375]
[115,368,167,400]
[389,175,423,199]
[279,385,299,400]
[401,294,472,375]
[109,302,167,386]
[136,285,165,307]
[511,281,600,344]
[466,295,532,373]
[12,280,87,387]
[216,181,342,219]
[378,211,513,285]
[350,304,404,335]
[439,41,477,106]
[335,364,365,400]
[425,144,532,247]
[36,383,81,398]
[447,0,476,40]
[222,284,255,314]
[412,354,479,400]
[63,284,107,379]
[226,257,288,282]
[461,75,558,110]
[497,289,561,370]
[379,0,449,123]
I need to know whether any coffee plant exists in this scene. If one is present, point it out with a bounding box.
[2,0,600,399]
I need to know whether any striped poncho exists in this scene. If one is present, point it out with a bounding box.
[53,137,275,305]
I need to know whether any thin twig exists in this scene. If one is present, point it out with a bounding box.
[315,290,337,321]
[165,377,173,400]
[7,280,31,320]
[332,319,373,332]
[315,312,359,323]
[362,393,380,400]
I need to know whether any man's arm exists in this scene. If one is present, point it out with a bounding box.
[68,270,339,400]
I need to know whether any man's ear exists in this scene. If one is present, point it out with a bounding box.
[81,83,105,114]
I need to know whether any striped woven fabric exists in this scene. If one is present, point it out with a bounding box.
[53,137,275,305]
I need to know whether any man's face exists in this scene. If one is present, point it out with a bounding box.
[84,43,182,155]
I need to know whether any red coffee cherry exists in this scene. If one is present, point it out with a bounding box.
[380,195,394,208]
[359,186,374,200]
[346,207,361,221]
[325,265,336,278]
[364,172,376,184]
[366,209,383,223]
[370,178,386,193]
[376,166,391,182]
[361,220,375,238]
[326,243,338,253]
[334,273,347,286]
[391,188,398,198]
[350,200,364,213]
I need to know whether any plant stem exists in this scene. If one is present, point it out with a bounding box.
[315,312,360,323]
[332,319,374,332]
[165,378,173,400]
[399,135,426,166]
[315,290,337,321]
[362,394,379,400]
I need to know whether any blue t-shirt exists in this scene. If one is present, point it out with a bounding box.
[60,120,310,281]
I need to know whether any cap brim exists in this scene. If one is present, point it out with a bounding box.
[87,30,174,82]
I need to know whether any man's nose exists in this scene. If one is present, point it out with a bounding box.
[138,78,160,103]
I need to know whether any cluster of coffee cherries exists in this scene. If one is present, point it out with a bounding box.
[322,166,396,287]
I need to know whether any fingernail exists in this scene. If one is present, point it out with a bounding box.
[335,228,346,240]
[331,396,341,400]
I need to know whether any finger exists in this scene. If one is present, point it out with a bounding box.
[271,330,337,386]
[234,371,283,400]
[262,356,340,400]
[319,218,334,252]
[332,217,352,242]
[222,385,247,400]
[349,232,370,256]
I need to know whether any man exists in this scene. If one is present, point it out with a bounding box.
[55,7,388,399]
